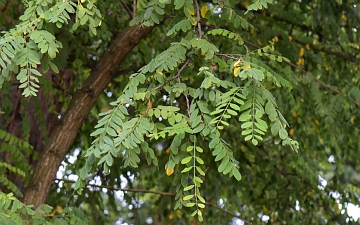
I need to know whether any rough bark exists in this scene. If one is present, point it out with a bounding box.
[23,24,154,207]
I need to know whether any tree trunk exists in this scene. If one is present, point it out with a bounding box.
[23,24,154,207]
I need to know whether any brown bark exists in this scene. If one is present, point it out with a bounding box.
[23,24,154,207]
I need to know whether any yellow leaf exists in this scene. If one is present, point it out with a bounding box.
[296,58,302,66]
[234,59,241,67]
[101,106,110,112]
[288,36,293,41]
[233,66,240,77]
[289,128,294,136]
[341,14,347,20]
[201,5,208,18]
[191,17,197,26]
[242,65,251,70]
[49,210,56,216]
[147,101,152,109]
[299,48,305,57]
[165,147,171,154]
[313,39,317,45]
[350,115,355,124]
[291,110,297,117]
[244,2,249,9]
[56,205,63,213]
[176,210,183,218]
[116,130,121,134]
[300,58,305,65]
[187,8,195,15]
[273,36,279,42]
[166,168,174,176]
[314,119,320,125]
[306,44,310,50]
[233,59,241,76]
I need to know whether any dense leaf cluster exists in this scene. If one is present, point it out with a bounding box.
[0,0,359,224]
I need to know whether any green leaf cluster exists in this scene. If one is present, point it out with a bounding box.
[0,192,89,225]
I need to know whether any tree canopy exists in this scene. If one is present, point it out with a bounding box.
[0,0,360,224]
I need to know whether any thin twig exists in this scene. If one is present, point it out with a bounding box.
[194,0,203,38]
[204,202,252,224]
[216,53,241,60]
[183,93,191,118]
[120,0,133,19]
[155,59,191,90]
[77,45,101,57]
[55,178,252,223]
[133,0,136,18]
[175,61,191,118]
[55,178,174,196]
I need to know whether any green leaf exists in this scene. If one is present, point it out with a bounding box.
[195,157,204,164]
[252,139,258,145]
[233,168,242,181]
[181,156,192,164]
[279,128,288,140]
[185,202,196,207]
[183,185,195,191]
[218,156,229,172]
[183,195,194,201]
[241,122,252,129]
[271,121,280,136]
[181,166,193,173]
[106,154,113,166]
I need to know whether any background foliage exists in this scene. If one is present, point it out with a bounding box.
[0,0,360,224]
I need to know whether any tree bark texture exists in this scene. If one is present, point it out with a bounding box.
[23,24,154,207]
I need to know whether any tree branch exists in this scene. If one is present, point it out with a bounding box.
[23,24,155,207]
[55,178,252,224]
[237,3,359,64]
[293,38,359,64]
[194,0,203,38]
[120,0,133,19]
[155,58,190,90]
